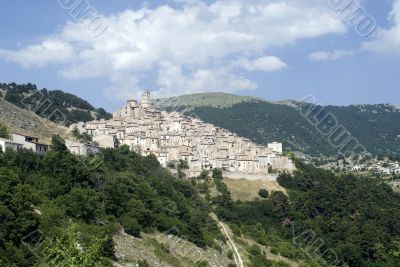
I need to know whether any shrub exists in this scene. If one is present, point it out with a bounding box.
[212,168,223,179]
[258,188,269,198]
[121,217,142,237]
[199,170,210,180]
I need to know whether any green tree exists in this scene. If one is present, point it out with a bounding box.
[80,132,93,144]
[61,187,101,222]
[72,126,80,138]
[212,168,223,179]
[178,159,189,169]
[199,170,210,180]
[0,123,9,139]
[50,135,68,152]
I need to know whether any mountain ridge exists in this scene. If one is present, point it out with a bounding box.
[0,82,112,125]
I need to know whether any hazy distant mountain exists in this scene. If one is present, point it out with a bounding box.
[156,93,400,159]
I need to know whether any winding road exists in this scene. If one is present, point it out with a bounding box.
[210,213,244,267]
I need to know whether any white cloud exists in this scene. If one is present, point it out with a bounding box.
[235,56,287,72]
[155,62,257,98]
[0,39,74,68]
[309,50,354,61]
[362,0,400,54]
[0,0,347,100]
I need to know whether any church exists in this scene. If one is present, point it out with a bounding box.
[112,91,161,120]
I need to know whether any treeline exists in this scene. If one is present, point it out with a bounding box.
[215,160,400,266]
[0,137,221,266]
[0,82,111,124]
[187,101,400,159]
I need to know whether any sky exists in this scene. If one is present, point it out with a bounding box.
[0,0,399,112]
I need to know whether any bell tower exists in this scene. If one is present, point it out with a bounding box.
[141,90,153,109]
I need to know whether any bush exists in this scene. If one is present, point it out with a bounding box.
[199,170,210,179]
[167,161,176,169]
[258,188,269,198]
[212,168,223,179]
[121,216,142,237]
[0,123,9,139]
[138,259,150,267]
[178,159,189,169]
[227,250,234,260]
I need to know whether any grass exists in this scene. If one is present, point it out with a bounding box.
[389,181,400,193]
[222,178,287,201]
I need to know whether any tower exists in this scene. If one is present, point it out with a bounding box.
[141,90,153,109]
[127,98,139,118]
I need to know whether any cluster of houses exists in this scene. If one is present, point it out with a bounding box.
[0,132,101,157]
[1,91,296,178]
[352,162,400,176]
[70,91,295,178]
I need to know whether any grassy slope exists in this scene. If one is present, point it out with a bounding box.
[223,178,287,201]
[0,98,70,143]
[154,92,262,109]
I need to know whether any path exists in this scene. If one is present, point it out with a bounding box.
[210,213,244,267]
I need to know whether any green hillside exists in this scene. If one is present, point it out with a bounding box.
[0,82,112,125]
[2,135,400,266]
[159,94,400,159]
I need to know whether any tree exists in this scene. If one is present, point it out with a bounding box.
[0,123,9,139]
[199,170,210,180]
[268,165,273,173]
[72,127,93,144]
[167,161,176,169]
[212,168,223,179]
[80,132,93,144]
[62,187,101,222]
[258,188,269,198]
[72,126,80,138]
[50,135,68,152]
[178,159,189,169]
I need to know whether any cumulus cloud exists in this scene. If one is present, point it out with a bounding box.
[155,62,257,97]
[0,39,74,68]
[309,50,354,61]
[0,0,347,99]
[235,56,287,72]
[362,0,400,54]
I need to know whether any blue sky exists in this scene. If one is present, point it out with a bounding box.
[0,0,399,112]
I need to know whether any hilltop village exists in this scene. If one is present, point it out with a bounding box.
[71,92,295,178]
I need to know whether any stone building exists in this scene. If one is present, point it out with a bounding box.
[71,91,295,178]
[113,91,161,120]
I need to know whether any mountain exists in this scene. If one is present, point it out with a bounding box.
[0,82,112,125]
[154,92,262,109]
[156,93,400,159]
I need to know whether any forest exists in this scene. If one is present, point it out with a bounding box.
[215,160,400,266]
[1,118,400,266]
[0,136,222,266]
